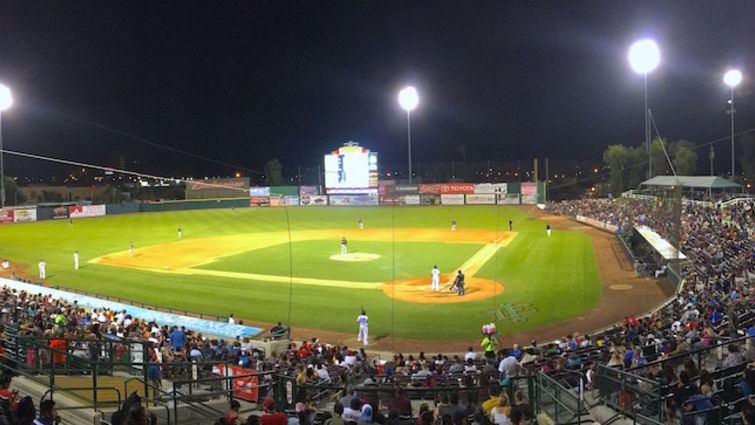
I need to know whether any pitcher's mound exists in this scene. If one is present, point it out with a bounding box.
[330,253,380,262]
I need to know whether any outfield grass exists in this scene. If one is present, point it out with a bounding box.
[0,206,602,340]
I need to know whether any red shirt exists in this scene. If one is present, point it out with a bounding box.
[259,412,287,425]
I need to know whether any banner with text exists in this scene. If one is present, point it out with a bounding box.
[420,194,441,205]
[249,197,270,207]
[465,193,496,205]
[299,186,319,196]
[498,193,520,204]
[53,207,69,219]
[284,195,300,206]
[379,195,401,205]
[576,215,619,233]
[521,183,537,204]
[69,205,106,218]
[270,197,285,207]
[328,194,379,206]
[0,210,13,224]
[418,183,475,195]
[215,365,259,402]
[300,195,328,206]
[249,187,271,197]
[474,183,507,194]
[440,194,465,205]
[402,195,421,205]
[13,208,36,223]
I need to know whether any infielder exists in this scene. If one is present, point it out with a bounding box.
[451,219,457,232]
[178,227,182,239]
[129,242,134,257]
[358,219,364,230]
[74,251,79,270]
[357,309,368,345]
[38,259,46,280]
[431,265,440,291]
[546,224,551,237]
[341,237,348,255]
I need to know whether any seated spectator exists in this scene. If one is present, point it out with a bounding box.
[356,405,374,425]
[481,385,502,416]
[325,403,345,425]
[34,399,60,425]
[259,398,286,425]
[338,386,356,409]
[489,394,512,425]
[0,374,18,423]
[216,400,241,425]
[387,387,412,417]
[724,343,745,368]
[342,398,362,423]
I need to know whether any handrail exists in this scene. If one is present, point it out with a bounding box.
[41,386,121,410]
[121,377,171,423]
[625,333,752,373]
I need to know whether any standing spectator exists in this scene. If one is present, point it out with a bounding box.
[170,327,187,353]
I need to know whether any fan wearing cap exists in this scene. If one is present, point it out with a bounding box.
[259,398,286,425]
[356,404,374,425]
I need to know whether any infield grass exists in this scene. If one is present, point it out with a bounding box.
[0,206,601,340]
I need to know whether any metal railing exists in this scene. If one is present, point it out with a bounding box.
[596,364,663,425]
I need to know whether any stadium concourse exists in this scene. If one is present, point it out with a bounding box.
[0,198,751,424]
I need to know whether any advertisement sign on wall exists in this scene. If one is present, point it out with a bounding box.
[284,195,300,206]
[465,194,496,205]
[474,183,507,194]
[440,194,465,205]
[53,207,69,219]
[419,183,475,195]
[328,194,379,206]
[215,365,259,402]
[379,195,401,205]
[69,205,106,218]
[300,195,328,206]
[185,177,250,199]
[270,197,285,207]
[0,210,13,224]
[299,186,319,196]
[249,197,270,207]
[249,187,271,197]
[498,193,520,204]
[13,208,37,223]
[420,194,441,205]
[521,183,537,204]
[402,195,421,205]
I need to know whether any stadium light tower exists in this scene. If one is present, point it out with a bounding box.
[629,39,660,178]
[0,84,13,209]
[398,86,419,183]
[724,69,742,177]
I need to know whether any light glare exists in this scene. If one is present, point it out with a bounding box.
[0,84,12,111]
[628,39,660,75]
[398,86,419,111]
[724,69,742,88]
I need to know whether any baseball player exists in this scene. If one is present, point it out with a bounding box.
[454,270,465,296]
[546,224,551,237]
[451,219,457,232]
[178,227,182,239]
[74,251,79,270]
[38,259,46,280]
[341,236,348,255]
[431,265,440,291]
[358,218,364,230]
[357,308,369,346]
[509,220,513,231]
[129,242,134,257]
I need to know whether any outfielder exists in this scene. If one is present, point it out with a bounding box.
[431,265,440,291]
[451,219,456,232]
[341,236,348,254]
[358,219,364,230]
[74,251,79,270]
[178,227,182,239]
[129,242,134,257]
[38,259,46,280]
[546,224,551,237]
[357,309,368,346]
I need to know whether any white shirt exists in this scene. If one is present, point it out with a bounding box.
[464,351,477,362]
[74,252,79,261]
[432,268,440,279]
[357,314,368,327]
[498,356,519,377]
[228,317,235,325]
[38,261,46,270]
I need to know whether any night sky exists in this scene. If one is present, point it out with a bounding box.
[0,1,754,179]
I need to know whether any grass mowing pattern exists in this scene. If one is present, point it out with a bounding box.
[0,206,601,340]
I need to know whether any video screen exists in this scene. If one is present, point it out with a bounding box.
[324,146,378,194]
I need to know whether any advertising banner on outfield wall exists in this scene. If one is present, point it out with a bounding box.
[498,193,520,204]
[185,177,250,199]
[378,181,396,195]
[69,205,106,218]
[13,208,37,223]
[249,197,270,207]
[379,195,401,205]
[284,195,300,206]
[419,183,475,195]
[402,195,421,205]
[420,194,441,205]
[53,207,69,219]
[300,195,328,206]
[328,194,379,206]
[249,187,271,197]
[521,183,537,204]
[270,197,285,207]
[0,210,13,224]
[440,194,465,205]
[474,183,507,194]
[299,186,319,196]
[465,194,496,205]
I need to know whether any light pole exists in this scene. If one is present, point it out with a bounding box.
[629,39,660,179]
[398,86,419,184]
[0,84,13,209]
[724,69,742,177]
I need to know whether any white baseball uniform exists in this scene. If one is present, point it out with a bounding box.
[38,261,46,279]
[341,239,347,255]
[357,314,368,345]
[74,252,79,270]
[431,267,440,291]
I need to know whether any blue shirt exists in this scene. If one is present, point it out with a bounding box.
[170,330,186,350]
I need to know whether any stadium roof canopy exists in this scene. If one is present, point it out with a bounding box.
[639,175,742,190]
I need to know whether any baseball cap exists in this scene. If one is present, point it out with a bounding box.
[295,402,306,413]
[262,398,275,411]
[361,405,373,421]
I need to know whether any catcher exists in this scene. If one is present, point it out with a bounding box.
[449,270,466,296]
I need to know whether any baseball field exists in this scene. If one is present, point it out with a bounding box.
[0,205,602,341]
